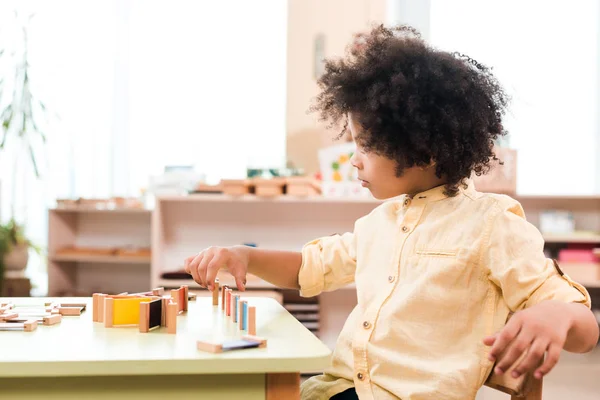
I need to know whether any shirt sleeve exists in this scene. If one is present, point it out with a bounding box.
[298,230,357,298]
[485,199,591,312]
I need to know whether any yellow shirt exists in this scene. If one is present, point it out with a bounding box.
[298,180,591,400]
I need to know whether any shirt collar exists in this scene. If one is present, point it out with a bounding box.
[407,178,476,204]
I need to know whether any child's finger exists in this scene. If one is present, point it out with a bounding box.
[534,344,561,379]
[512,338,548,378]
[205,255,226,291]
[483,333,498,348]
[231,261,247,291]
[183,255,194,274]
[188,253,204,284]
[488,320,521,363]
[494,329,534,375]
[196,253,213,288]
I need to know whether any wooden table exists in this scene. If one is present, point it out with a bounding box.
[0,296,331,399]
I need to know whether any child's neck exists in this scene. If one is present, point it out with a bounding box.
[406,173,448,198]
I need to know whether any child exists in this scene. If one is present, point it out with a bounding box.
[184,25,598,400]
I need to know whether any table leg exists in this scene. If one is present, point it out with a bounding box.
[266,372,300,400]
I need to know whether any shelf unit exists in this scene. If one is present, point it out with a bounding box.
[47,192,600,350]
[48,208,153,296]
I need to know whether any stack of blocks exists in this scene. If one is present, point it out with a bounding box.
[197,278,266,353]
[0,301,85,331]
[92,286,188,334]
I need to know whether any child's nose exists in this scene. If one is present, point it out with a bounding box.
[350,152,361,169]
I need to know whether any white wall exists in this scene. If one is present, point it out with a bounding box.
[390,0,600,195]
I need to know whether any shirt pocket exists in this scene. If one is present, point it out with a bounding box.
[405,248,475,287]
[415,248,458,258]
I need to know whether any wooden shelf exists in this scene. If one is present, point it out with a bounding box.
[559,262,600,288]
[156,274,277,290]
[51,254,151,264]
[52,207,151,214]
[543,233,600,244]
[155,193,379,204]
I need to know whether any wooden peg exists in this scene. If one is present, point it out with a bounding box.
[238,300,246,330]
[226,289,232,317]
[139,301,150,333]
[212,279,220,306]
[248,306,256,335]
[166,301,177,334]
[221,285,228,311]
[92,293,107,322]
[233,295,240,323]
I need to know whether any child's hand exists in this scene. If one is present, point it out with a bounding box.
[483,300,572,380]
[184,246,250,292]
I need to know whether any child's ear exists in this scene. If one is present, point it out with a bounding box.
[419,160,436,171]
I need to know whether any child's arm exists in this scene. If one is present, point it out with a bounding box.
[184,246,302,291]
[482,200,598,380]
[184,229,358,295]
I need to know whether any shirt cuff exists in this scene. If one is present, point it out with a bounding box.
[298,238,325,298]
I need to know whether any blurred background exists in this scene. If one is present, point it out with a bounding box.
[0,1,598,398]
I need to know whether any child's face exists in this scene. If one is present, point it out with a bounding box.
[348,113,444,199]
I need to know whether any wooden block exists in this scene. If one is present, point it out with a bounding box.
[248,306,256,335]
[139,302,150,333]
[229,290,235,317]
[253,178,286,197]
[188,292,197,301]
[104,298,115,328]
[196,338,263,353]
[233,295,240,323]
[42,314,62,325]
[221,179,251,196]
[0,320,37,331]
[97,294,106,323]
[152,287,165,296]
[212,279,220,306]
[58,302,87,310]
[0,312,18,321]
[57,306,84,316]
[197,340,224,353]
[221,285,228,311]
[182,285,189,311]
[241,334,267,348]
[226,289,232,317]
[92,293,104,322]
[285,177,321,197]
[238,300,246,330]
[166,302,177,334]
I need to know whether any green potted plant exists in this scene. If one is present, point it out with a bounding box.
[0,12,50,294]
[0,219,42,293]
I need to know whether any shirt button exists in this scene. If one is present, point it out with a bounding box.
[388,275,395,282]
[362,321,371,329]
[404,198,411,207]
[357,372,364,380]
[402,226,409,233]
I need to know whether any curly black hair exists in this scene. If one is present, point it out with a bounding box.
[310,24,509,196]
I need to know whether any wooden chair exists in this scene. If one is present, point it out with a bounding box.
[484,342,543,399]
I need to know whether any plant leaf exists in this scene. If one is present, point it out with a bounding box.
[28,143,40,178]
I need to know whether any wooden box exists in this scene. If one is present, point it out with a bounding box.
[221,180,251,196]
[253,178,286,197]
[286,177,321,197]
